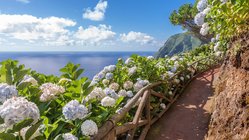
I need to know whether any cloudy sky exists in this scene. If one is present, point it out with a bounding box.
[0,0,194,52]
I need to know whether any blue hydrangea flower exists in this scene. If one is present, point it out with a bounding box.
[62,100,88,120]
[105,73,113,80]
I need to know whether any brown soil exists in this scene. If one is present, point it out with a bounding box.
[146,68,220,140]
[206,32,249,140]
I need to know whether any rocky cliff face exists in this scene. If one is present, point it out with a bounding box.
[206,33,249,140]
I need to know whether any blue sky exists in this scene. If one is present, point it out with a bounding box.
[0,0,195,52]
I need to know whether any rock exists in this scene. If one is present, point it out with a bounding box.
[206,32,249,140]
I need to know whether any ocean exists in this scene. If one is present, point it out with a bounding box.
[0,52,155,79]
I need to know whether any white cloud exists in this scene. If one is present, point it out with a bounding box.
[16,0,30,3]
[0,13,159,51]
[83,0,108,21]
[0,14,76,44]
[120,31,154,44]
[75,24,116,45]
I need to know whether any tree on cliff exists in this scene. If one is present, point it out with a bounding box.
[169,3,212,43]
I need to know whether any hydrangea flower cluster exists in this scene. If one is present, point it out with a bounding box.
[197,0,207,12]
[101,96,116,107]
[200,23,210,36]
[128,66,137,76]
[109,83,119,91]
[133,79,149,92]
[20,75,38,86]
[62,133,78,140]
[0,97,40,127]
[147,56,155,60]
[123,81,133,90]
[39,83,65,102]
[81,120,98,136]
[0,83,18,103]
[125,58,133,65]
[85,87,106,102]
[62,100,88,120]
[91,65,117,84]
[194,0,212,36]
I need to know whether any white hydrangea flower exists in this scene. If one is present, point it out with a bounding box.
[216,34,220,40]
[202,7,211,15]
[107,65,116,72]
[215,51,222,57]
[105,73,113,80]
[59,78,72,84]
[104,88,115,95]
[194,12,205,26]
[109,83,119,91]
[174,79,180,84]
[125,58,133,65]
[85,87,106,101]
[63,100,88,120]
[186,75,191,79]
[96,72,105,80]
[170,56,179,61]
[214,42,221,52]
[102,79,109,86]
[211,38,216,43]
[160,103,166,109]
[123,81,133,90]
[20,126,42,140]
[81,120,98,136]
[128,67,137,76]
[101,96,116,107]
[39,83,65,102]
[147,56,154,60]
[62,133,78,140]
[200,23,210,36]
[103,66,109,73]
[0,83,18,103]
[169,91,173,95]
[118,89,127,97]
[20,75,38,86]
[197,0,208,12]
[137,79,149,86]
[0,97,40,127]
[180,77,185,81]
[133,82,144,92]
[127,91,134,98]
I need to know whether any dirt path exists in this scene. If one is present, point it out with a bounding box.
[146,68,220,140]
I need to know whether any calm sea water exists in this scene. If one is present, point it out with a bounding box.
[0,52,155,79]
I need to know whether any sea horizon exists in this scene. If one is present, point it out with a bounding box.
[0,51,155,79]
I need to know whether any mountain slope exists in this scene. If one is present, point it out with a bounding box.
[155,33,204,58]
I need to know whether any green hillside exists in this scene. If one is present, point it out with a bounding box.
[155,33,204,58]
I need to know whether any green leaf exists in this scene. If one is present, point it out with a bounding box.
[12,118,34,132]
[83,86,94,97]
[0,133,15,140]
[74,69,84,80]
[25,120,43,140]
[0,117,4,124]
[17,82,32,90]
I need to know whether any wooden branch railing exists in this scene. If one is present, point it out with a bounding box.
[92,55,222,140]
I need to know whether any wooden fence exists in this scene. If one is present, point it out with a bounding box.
[93,55,222,140]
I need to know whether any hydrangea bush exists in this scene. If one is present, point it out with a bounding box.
[194,0,249,55]
[0,44,216,139]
